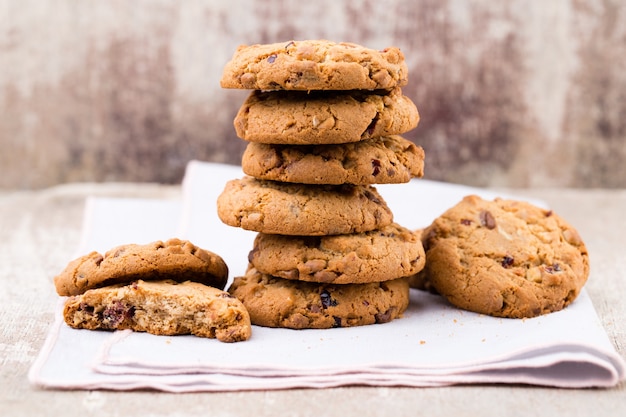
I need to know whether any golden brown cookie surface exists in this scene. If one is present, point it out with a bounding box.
[242,135,424,185]
[248,223,425,284]
[216,176,393,236]
[421,195,589,318]
[220,40,408,91]
[234,88,419,144]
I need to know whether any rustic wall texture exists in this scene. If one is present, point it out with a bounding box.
[1,0,625,189]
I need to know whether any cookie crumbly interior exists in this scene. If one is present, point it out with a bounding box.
[63,280,251,343]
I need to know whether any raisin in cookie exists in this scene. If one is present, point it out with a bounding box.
[216,176,393,236]
[228,268,409,329]
[54,238,229,296]
[234,88,419,144]
[220,40,408,91]
[242,135,424,185]
[63,280,251,342]
[248,223,425,284]
[421,195,590,318]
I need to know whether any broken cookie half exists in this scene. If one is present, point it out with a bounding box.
[56,239,251,343]
[63,279,251,343]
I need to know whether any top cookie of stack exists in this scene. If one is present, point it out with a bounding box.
[218,40,426,330]
[220,39,408,91]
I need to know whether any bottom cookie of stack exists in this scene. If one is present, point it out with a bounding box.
[228,268,411,329]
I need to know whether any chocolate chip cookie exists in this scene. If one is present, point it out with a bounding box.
[54,238,229,296]
[216,176,393,236]
[228,268,410,329]
[234,88,419,144]
[63,280,251,342]
[220,39,408,91]
[248,223,425,284]
[241,135,424,185]
[421,195,590,318]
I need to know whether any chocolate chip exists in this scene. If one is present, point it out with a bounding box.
[375,308,394,324]
[479,210,497,229]
[320,289,338,309]
[267,54,277,63]
[501,255,514,268]
[332,316,342,328]
[371,159,382,176]
[460,219,473,226]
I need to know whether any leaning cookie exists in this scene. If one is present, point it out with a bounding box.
[248,223,425,284]
[220,39,408,91]
[242,135,424,185]
[406,229,439,294]
[228,268,410,329]
[54,238,229,296]
[217,176,393,236]
[234,88,419,144]
[421,195,590,318]
[63,280,251,342]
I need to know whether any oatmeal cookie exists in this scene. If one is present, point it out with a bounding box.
[241,135,424,185]
[234,88,419,144]
[421,195,590,318]
[216,176,393,236]
[248,223,425,284]
[220,39,408,91]
[228,268,409,329]
[54,238,229,296]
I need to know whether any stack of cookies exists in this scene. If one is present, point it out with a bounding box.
[217,40,426,329]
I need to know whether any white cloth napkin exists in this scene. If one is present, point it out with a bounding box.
[29,161,626,391]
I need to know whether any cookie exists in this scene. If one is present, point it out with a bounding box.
[63,280,251,342]
[248,223,425,284]
[54,238,229,296]
[228,268,410,329]
[241,135,424,185]
[421,195,590,318]
[406,229,438,294]
[216,176,393,236]
[234,88,419,144]
[220,39,408,91]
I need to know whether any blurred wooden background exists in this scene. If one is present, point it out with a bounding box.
[1,0,625,189]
